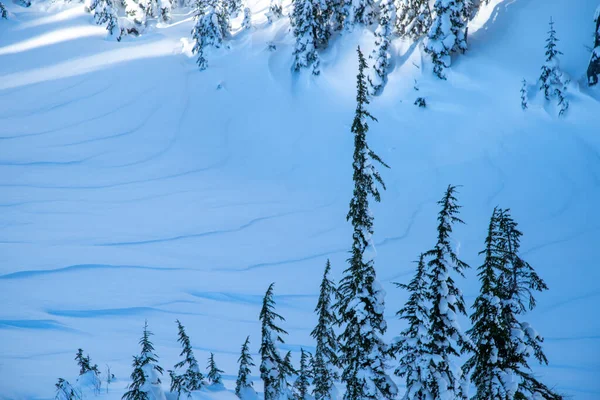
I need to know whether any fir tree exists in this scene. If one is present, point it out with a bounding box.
[0,2,7,19]
[242,6,252,30]
[368,0,396,95]
[291,0,321,75]
[421,185,470,400]
[336,47,396,400]
[266,0,283,23]
[495,209,562,400]
[588,6,600,86]
[396,0,432,40]
[89,0,121,40]
[278,351,296,400]
[207,353,225,386]
[55,378,82,400]
[539,18,569,115]
[123,320,164,400]
[424,0,469,79]
[224,0,242,17]
[520,79,528,110]
[463,208,514,400]
[125,0,171,23]
[169,320,204,397]
[236,336,256,399]
[260,283,289,400]
[191,0,227,70]
[393,253,431,400]
[294,349,311,400]
[311,260,338,400]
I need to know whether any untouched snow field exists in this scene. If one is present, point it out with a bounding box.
[0,0,599,398]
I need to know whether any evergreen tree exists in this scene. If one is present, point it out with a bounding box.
[588,6,600,86]
[294,349,311,400]
[123,320,164,400]
[539,18,569,115]
[236,336,256,399]
[340,0,375,29]
[336,47,396,400]
[125,0,171,23]
[89,0,121,40]
[291,0,321,75]
[311,260,338,400]
[55,378,82,400]
[224,0,242,17]
[242,6,252,30]
[520,79,528,110]
[266,0,283,23]
[169,320,204,397]
[0,2,7,19]
[393,253,431,400]
[396,0,432,40]
[191,0,227,70]
[75,349,100,376]
[260,283,289,400]
[368,0,396,95]
[495,209,562,400]
[424,0,469,79]
[278,351,296,400]
[207,353,225,386]
[463,208,514,400]
[420,185,470,400]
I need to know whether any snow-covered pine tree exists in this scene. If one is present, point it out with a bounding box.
[539,18,569,115]
[123,320,165,400]
[294,349,311,400]
[224,0,242,17]
[311,259,338,400]
[236,336,256,399]
[393,253,431,400]
[191,0,227,70]
[424,0,469,79]
[341,0,375,29]
[396,0,432,39]
[463,208,514,400]
[0,2,7,19]
[207,353,225,387]
[125,0,171,23]
[495,209,562,400]
[55,378,82,400]
[588,6,600,86]
[336,47,396,400]
[266,0,283,23]
[291,0,320,74]
[421,185,470,400]
[520,79,528,110]
[278,351,296,400]
[89,0,121,40]
[242,6,252,30]
[260,283,288,400]
[74,349,101,394]
[169,320,204,397]
[368,0,396,95]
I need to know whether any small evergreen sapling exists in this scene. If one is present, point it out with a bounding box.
[588,6,600,86]
[266,0,283,23]
[520,79,528,110]
[278,351,296,400]
[89,0,121,40]
[169,320,204,397]
[207,353,225,387]
[55,378,82,400]
[235,336,256,399]
[539,18,569,115]
[294,349,311,400]
[311,260,338,400]
[242,7,252,30]
[74,349,101,394]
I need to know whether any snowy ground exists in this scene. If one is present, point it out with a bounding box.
[0,0,599,398]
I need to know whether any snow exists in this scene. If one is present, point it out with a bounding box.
[0,0,599,399]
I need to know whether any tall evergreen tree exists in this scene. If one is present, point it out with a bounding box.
[260,283,289,400]
[336,47,396,400]
[291,0,321,75]
[169,320,204,397]
[463,208,513,400]
[424,0,468,79]
[294,349,311,400]
[55,378,81,400]
[191,0,227,70]
[539,18,569,115]
[395,0,432,40]
[393,253,431,400]
[588,6,600,86]
[495,210,562,400]
[207,353,225,386]
[368,0,396,95]
[123,320,164,400]
[420,185,470,400]
[311,260,338,400]
[278,351,296,400]
[236,336,256,399]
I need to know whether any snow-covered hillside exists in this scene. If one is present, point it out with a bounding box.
[0,0,599,398]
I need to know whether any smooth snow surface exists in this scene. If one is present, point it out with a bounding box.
[0,0,599,399]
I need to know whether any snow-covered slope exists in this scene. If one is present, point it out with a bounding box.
[0,0,599,399]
